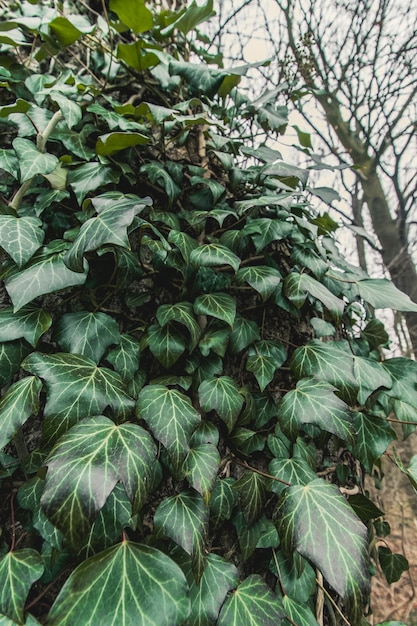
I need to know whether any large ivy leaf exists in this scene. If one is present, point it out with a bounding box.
[147,322,187,369]
[0,549,44,623]
[233,471,269,527]
[277,377,354,442]
[169,61,227,99]
[190,244,240,272]
[229,314,260,353]
[183,443,220,502]
[218,574,285,626]
[246,340,287,391]
[96,131,149,155]
[351,412,396,473]
[0,306,51,347]
[0,376,42,450]
[198,376,244,432]
[156,301,201,351]
[381,357,417,408]
[41,416,156,548]
[64,198,147,272]
[276,478,369,605]
[5,249,88,312]
[68,163,119,204]
[236,265,281,301]
[354,278,417,312]
[284,272,344,318]
[0,216,45,268]
[282,596,319,626]
[268,458,316,496]
[54,311,120,363]
[154,489,207,579]
[241,218,293,250]
[23,352,135,442]
[47,541,190,626]
[353,355,392,404]
[162,0,215,35]
[137,385,200,472]
[291,339,358,402]
[12,138,58,183]
[110,0,153,33]
[194,292,236,327]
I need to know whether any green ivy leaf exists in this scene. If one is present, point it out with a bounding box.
[190,244,240,272]
[353,356,392,404]
[276,478,369,604]
[354,278,417,312]
[68,163,119,205]
[277,377,354,442]
[170,61,227,99]
[154,489,207,579]
[268,458,316,495]
[198,376,244,432]
[23,352,135,443]
[0,341,31,387]
[291,339,358,402]
[246,340,287,391]
[54,311,120,363]
[137,385,200,472]
[18,476,63,551]
[282,596,319,626]
[0,216,45,268]
[105,334,141,382]
[229,314,260,353]
[218,574,285,626]
[117,42,159,72]
[12,138,58,183]
[47,541,190,626]
[351,412,396,473]
[233,512,279,560]
[5,249,88,312]
[194,292,237,327]
[49,15,94,47]
[162,0,215,35]
[0,306,51,347]
[271,550,316,603]
[49,92,82,129]
[284,272,344,318]
[147,322,187,369]
[41,416,156,548]
[0,148,19,177]
[241,218,293,251]
[381,358,417,408]
[0,549,44,623]
[209,478,237,528]
[156,302,201,351]
[0,98,31,118]
[233,471,269,527]
[183,443,220,502]
[0,376,42,450]
[236,265,281,301]
[378,547,409,584]
[198,323,230,357]
[109,0,153,33]
[96,131,148,156]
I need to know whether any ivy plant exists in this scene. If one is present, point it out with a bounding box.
[0,1,414,625]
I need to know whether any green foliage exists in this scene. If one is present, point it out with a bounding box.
[0,1,415,624]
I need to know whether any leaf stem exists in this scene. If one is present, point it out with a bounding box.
[232,456,292,486]
[315,576,351,625]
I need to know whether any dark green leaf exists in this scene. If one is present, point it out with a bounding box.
[105,334,141,382]
[236,265,281,301]
[162,0,215,35]
[96,131,148,155]
[269,458,316,495]
[218,574,285,626]
[156,302,201,351]
[246,340,287,391]
[233,471,269,527]
[0,549,44,623]
[54,311,120,363]
[183,443,220,502]
[378,547,409,584]
[12,138,58,183]
[68,163,118,205]
[0,376,42,450]
[351,412,396,473]
[147,322,187,369]
[0,216,45,268]
[229,314,260,353]
[198,376,243,432]
[209,478,237,527]
[0,306,51,347]
[0,340,31,387]
[353,355,392,404]
[348,494,384,521]
[191,244,240,272]
[284,272,344,318]
[282,596,319,626]
[194,292,236,327]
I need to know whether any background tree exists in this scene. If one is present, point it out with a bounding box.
[208,0,417,355]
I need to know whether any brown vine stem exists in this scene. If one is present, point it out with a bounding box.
[232,456,292,486]
[386,417,417,426]
[315,577,351,626]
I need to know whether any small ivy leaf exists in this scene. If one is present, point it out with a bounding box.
[0,216,45,268]
[0,549,44,624]
[154,489,207,580]
[194,292,237,327]
[233,512,279,560]
[49,15,94,47]
[190,421,219,447]
[229,427,265,456]
[64,198,146,273]
[348,493,384,522]
[0,306,51,347]
[361,318,389,350]
[5,249,88,312]
[378,547,409,584]
[137,385,200,473]
[209,478,237,528]
[12,138,58,183]
[246,340,287,391]
[190,244,240,272]
[229,314,260,353]
[183,443,220,502]
[310,317,335,338]
[162,0,215,35]
[68,162,119,205]
[117,42,160,72]
[54,311,120,363]
[96,131,149,156]
[276,478,370,604]
[156,302,201,351]
[270,550,316,604]
[168,230,198,263]
[291,339,358,402]
[49,93,82,129]
[147,322,187,369]
[0,148,19,177]
[141,161,181,205]
[350,412,396,473]
[233,471,269,527]
[40,416,156,549]
[0,341,32,387]
[47,541,190,626]
[284,272,344,318]
[0,376,42,451]
[354,278,417,312]
[22,352,135,443]
[277,377,354,442]
[105,334,141,383]
[241,217,293,251]
[291,246,329,278]
[353,355,392,404]
[268,458,316,496]
[236,265,281,301]
[18,476,63,551]
[198,376,244,432]
[199,323,230,357]
[218,574,286,626]
[109,0,153,33]
[282,596,319,626]
[0,98,31,118]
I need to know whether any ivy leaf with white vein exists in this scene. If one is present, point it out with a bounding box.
[47,541,190,626]
[190,243,240,272]
[0,306,51,347]
[22,352,135,443]
[268,458,316,496]
[154,489,207,580]
[218,574,286,626]
[183,443,220,503]
[0,376,42,450]
[12,138,58,183]
[291,339,358,402]
[351,412,396,473]
[54,311,120,363]
[156,301,201,351]
[147,322,187,369]
[236,265,281,301]
[229,314,260,353]
[0,341,32,387]
[137,385,200,472]
[277,377,354,442]
[40,416,156,548]
[282,596,319,626]
[194,292,236,327]
[276,478,370,608]
[354,278,417,312]
[353,355,392,404]
[0,549,44,624]
[198,376,244,432]
[233,471,269,527]
[284,272,344,318]
[68,162,119,205]
[105,334,141,382]
[0,216,45,268]
[5,249,88,312]
[246,340,287,391]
